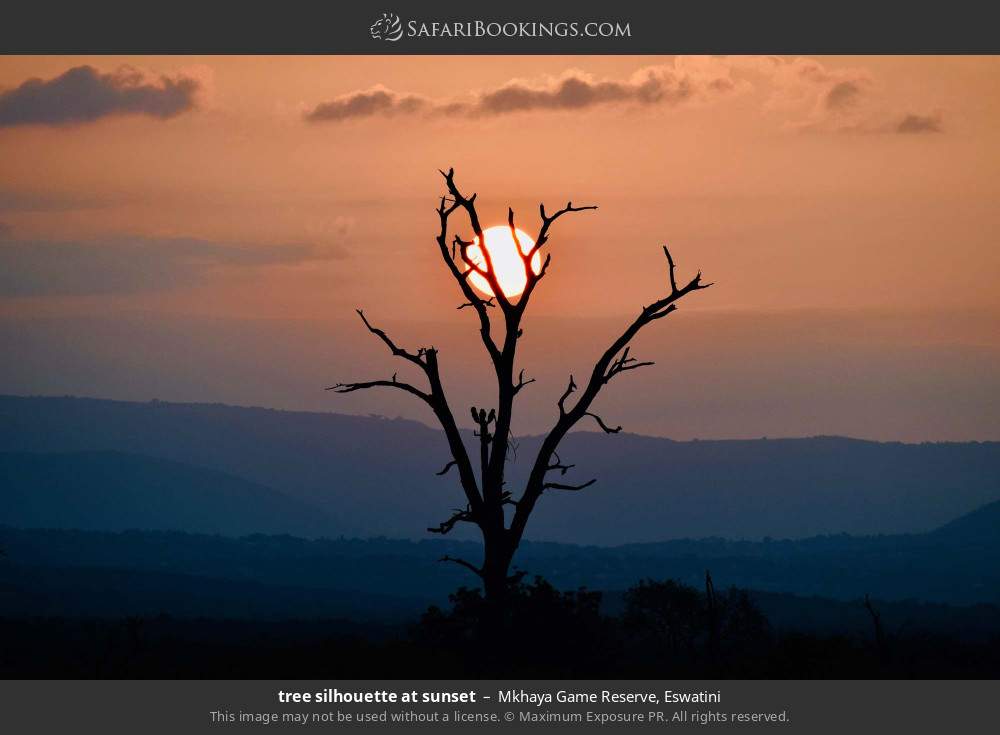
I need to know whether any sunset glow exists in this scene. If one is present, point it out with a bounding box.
[466,226,541,299]
[0,55,997,441]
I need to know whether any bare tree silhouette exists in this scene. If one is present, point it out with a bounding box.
[330,168,710,605]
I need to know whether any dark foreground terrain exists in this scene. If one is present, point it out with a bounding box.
[3,577,998,679]
[2,395,997,678]
[2,525,999,679]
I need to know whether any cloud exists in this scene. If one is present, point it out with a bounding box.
[896,112,943,134]
[470,74,632,114]
[304,86,429,122]
[0,235,346,297]
[304,61,741,123]
[465,65,729,116]
[759,57,944,136]
[824,80,865,112]
[766,59,876,132]
[0,65,199,128]
[303,57,940,137]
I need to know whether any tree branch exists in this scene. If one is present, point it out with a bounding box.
[336,286,484,518]
[585,411,622,434]
[510,244,710,548]
[514,200,597,310]
[440,167,512,312]
[436,460,457,476]
[543,478,597,492]
[457,296,495,310]
[546,451,575,475]
[605,345,655,382]
[557,375,577,416]
[326,378,431,403]
[527,200,599,264]
[439,555,483,578]
[355,309,426,369]
[427,506,476,535]
[513,368,536,395]
[435,178,501,365]
[663,244,679,293]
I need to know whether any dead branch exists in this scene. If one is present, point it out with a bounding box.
[436,460,457,476]
[605,346,655,382]
[439,555,483,578]
[334,298,484,520]
[514,200,597,308]
[458,296,495,310]
[557,375,577,416]
[525,201,599,266]
[663,244,679,293]
[428,505,476,535]
[546,451,575,475]
[440,168,511,311]
[509,244,710,548]
[585,411,622,434]
[513,368,536,395]
[543,478,597,492]
[435,177,501,364]
[327,379,430,403]
[355,309,426,369]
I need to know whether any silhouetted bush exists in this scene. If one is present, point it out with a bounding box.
[621,579,770,676]
[414,577,614,676]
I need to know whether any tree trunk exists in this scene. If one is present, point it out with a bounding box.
[481,532,512,604]
[477,532,512,669]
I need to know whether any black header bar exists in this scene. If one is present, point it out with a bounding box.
[2,1,998,54]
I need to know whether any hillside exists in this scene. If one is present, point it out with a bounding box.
[1,395,998,544]
[933,498,1000,540]
[1,496,998,606]
[0,451,334,537]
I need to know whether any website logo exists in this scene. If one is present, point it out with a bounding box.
[370,12,404,42]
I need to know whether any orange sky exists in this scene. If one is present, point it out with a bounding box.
[1,56,998,440]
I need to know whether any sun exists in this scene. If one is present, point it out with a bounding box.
[466,225,541,299]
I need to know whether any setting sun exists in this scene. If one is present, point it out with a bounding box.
[466,226,542,299]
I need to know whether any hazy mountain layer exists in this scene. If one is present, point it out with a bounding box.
[1,395,998,543]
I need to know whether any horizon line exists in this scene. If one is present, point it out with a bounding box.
[3,392,997,447]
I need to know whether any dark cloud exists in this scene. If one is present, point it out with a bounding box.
[465,68,727,117]
[896,112,943,134]
[825,80,864,111]
[0,236,345,297]
[473,75,632,114]
[0,65,199,128]
[305,66,736,122]
[0,222,11,238]
[304,87,429,122]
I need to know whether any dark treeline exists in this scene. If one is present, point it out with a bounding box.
[2,508,999,608]
[3,577,999,679]
[2,506,998,678]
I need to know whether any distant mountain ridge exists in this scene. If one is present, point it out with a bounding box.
[1,496,998,613]
[933,498,1000,540]
[0,451,334,537]
[1,394,998,543]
